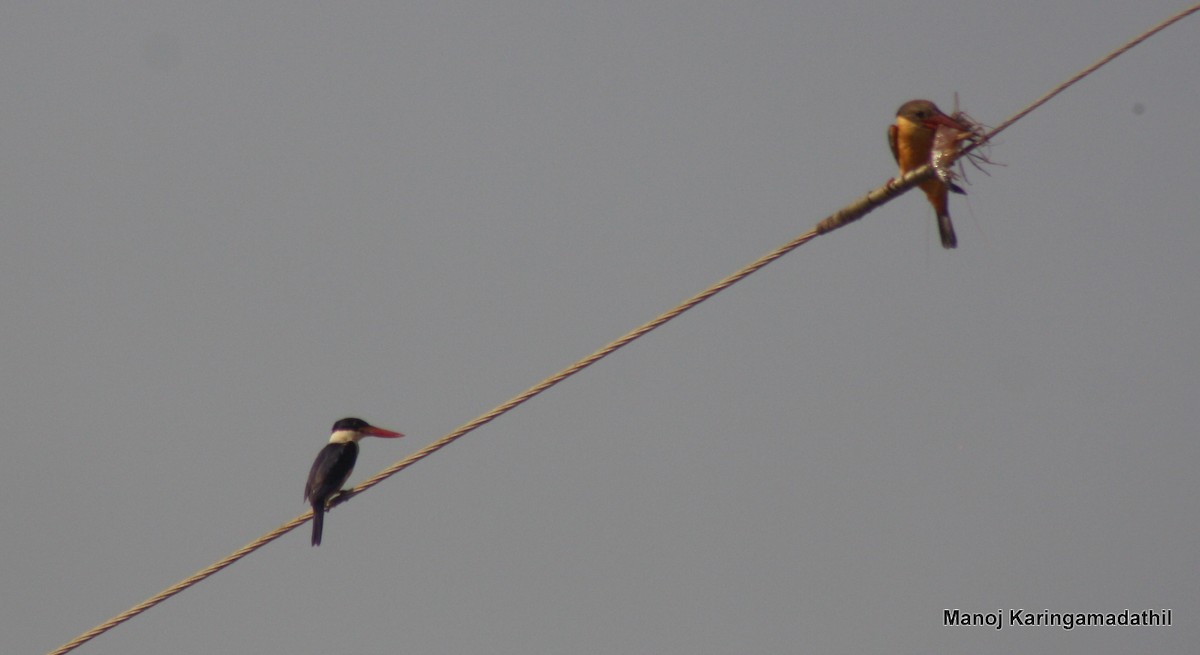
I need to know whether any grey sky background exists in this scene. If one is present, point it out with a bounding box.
[3,2,1197,653]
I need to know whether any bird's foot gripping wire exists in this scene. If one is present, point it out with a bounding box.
[327,490,354,509]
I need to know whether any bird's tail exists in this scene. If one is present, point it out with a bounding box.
[311,505,324,547]
[937,212,958,249]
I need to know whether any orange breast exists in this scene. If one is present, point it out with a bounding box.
[893,117,934,174]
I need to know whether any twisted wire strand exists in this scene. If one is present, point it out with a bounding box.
[339,225,820,502]
[983,2,1200,144]
[47,6,1199,653]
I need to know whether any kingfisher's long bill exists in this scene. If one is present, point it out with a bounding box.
[304,417,404,546]
[888,99,969,249]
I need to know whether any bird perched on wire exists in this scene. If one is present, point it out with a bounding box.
[305,417,404,546]
[888,99,971,249]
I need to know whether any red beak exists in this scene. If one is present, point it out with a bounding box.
[923,111,966,131]
[365,426,404,438]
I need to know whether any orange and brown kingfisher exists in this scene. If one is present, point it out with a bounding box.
[888,99,969,249]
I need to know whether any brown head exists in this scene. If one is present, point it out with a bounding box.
[895,99,965,131]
